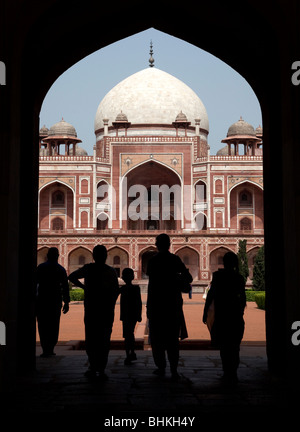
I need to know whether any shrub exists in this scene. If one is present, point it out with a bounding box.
[245,290,264,302]
[252,246,265,291]
[69,288,84,301]
[254,292,265,310]
[237,239,249,284]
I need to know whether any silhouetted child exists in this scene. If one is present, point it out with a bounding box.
[120,268,142,365]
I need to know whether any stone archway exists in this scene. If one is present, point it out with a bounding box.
[107,247,129,279]
[124,160,181,231]
[3,0,300,385]
[247,246,261,281]
[37,247,49,266]
[209,246,233,275]
[68,247,93,274]
[140,247,157,279]
[229,181,264,232]
[39,181,74,231]
[175,246,200,280]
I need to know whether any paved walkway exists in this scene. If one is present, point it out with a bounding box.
[36,294,267,344]
[4,346,297,417]
[4,296,298,417]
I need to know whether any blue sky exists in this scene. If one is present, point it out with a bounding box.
[40,28,262,156]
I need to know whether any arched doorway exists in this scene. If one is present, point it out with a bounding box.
[39,181,74,231]
[209,246,233,275]
[107,247,129,278]
[175,247,199,280]
[229,181,264,232]
[5,2,300,384]
[194,212,207,230]
[96,180,110,228]
[247,246,260,281]
[37,247,49,266]
[140,248,157,279]
[96,213,109,230]
[68,247,93,274]
[124,161,181,231]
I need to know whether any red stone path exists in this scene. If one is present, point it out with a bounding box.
[36,293,266,344]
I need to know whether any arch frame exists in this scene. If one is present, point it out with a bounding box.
[227,179,263,230]
[120,158,184,229]
[193,210,208,230]
[4,0,299,384]
[38,179,76,229]
[174,245,200,280]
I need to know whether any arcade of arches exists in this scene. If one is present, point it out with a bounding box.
[37,244,261,284]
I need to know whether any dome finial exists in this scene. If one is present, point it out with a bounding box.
[149,40,154,68]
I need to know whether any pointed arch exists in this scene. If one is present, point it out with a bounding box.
[228,179,263,194]
[139,246,157,280]
[38,180,75,229]
[121,159,183,230]
[37,247,49,266]
[194,211,207,230]
[68,246,93,274]
[194,179,207,203]
[228,180,264,230]
[209,246,234,274]
[123,158,183,182]
[247,245,261,279]
[96,212,110,230]
[107,246,129,278]
[175,246,200,280]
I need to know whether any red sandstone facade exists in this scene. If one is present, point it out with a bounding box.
[37,69,264,291]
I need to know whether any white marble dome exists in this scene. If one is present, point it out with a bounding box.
[94,67,209,137]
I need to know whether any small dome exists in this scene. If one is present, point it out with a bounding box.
[69,146,88,156]
[216,145,234,156]
[255,125,263,136]
[115,111,128,122]
[75,146,88,156]
[227,116,255,137]
[175,111,188,122]
[49,118,77,137]
[39,125,49,136]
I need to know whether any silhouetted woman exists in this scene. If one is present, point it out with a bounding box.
[203,251,246,384]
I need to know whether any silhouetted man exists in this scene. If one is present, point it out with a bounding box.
[36,247,70,357]
[203,251,246,384]
[68,245,119,379]
[146,233,193,379]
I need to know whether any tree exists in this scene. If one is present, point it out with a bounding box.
[252,245,265,291]
[237,239,249,284]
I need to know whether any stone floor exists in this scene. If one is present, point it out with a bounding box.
[2,344,298,418]
[3,298,296,420]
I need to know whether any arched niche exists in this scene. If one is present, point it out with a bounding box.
[68,246,93,274]
[175,246,199,280]
[107,247,129,278]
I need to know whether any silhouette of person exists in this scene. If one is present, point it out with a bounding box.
[203,251,246,384]
[120,267,142,365]
[36,247,70,357]
[146,233,193,379]
[68,245,119,379]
